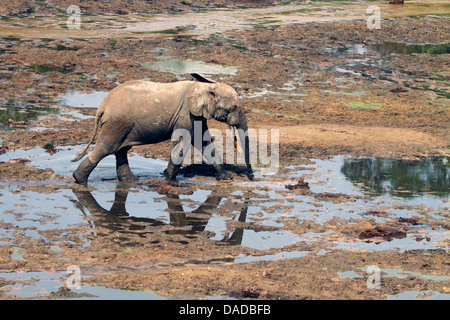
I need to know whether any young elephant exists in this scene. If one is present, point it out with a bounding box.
[72,74,253,184]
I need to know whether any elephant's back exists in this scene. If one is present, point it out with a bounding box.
[115,80,190,94]
[98,80,192,140]
[100,80,184,114]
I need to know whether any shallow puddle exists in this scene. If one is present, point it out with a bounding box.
[367,42,450,56]
[1,149,448,248]
[119,0,450,39]
[363,267,449,281]
[345,101,381,109]
[339,266,450,299]
[323,39,450,100]
[0,145,167,179]
[338,268,449,281]
[1,0,449,40]
[0,100,60,130]
[57,91,109,109]
[0,147,448,298]
[330,42,450,56]
[29,64,70,74]
[0,271,166,300]
[388,290,450,300]
[141,58,238,77]
[341,156,449,198]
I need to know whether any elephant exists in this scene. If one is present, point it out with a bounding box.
[72,73,253,184]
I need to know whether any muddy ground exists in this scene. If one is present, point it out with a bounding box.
[0,0,274,16]
[0,1,449,300]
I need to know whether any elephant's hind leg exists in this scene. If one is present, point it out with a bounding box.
[73,121,135,184]
[73,157,97,184]
[115,147,138,181]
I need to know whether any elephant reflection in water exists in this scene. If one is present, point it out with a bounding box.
[72,186,247,245]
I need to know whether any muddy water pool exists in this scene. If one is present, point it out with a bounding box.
[0,270,167,299]
[0,144,448,298]
[57,91,109,109]
[2,0,449,40]
[0,100,60,130]
[1,147,447,249]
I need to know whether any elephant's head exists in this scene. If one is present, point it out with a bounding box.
[187,75,253,180]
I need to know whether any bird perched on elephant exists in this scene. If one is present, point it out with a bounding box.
[72,73,253,184]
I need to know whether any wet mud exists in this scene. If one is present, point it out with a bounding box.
[0,1,449,300]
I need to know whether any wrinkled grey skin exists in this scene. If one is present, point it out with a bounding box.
[72,74,253,184]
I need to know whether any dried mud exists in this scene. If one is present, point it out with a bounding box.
[0,2,449,300]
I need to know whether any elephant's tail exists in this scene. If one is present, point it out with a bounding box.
[71,109,103,162]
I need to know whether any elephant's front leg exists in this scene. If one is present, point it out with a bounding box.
[115,147,138,182]
[198,123,232,181]
[201,140,232,181]
[165,157,181,181]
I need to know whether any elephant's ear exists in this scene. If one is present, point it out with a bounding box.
[190,73,215,83]
[188,83,216,119]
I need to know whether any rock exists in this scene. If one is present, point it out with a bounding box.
[390,87,408,93]
[359,226,407,241]
[389,0,404,4]
[285,179,310,190]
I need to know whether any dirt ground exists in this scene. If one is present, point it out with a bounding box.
[0,1,449,300]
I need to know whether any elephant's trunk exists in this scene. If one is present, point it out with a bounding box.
[233,117,253,180]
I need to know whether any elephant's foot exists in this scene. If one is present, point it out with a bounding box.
[164,161,181,181]
[115,147,138,182]
[216,170,233,181]
[163,169,178,181]
[73,158,97,184]
[118,172,139,182]
[117,165,138,182]
[73,172,88,185]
